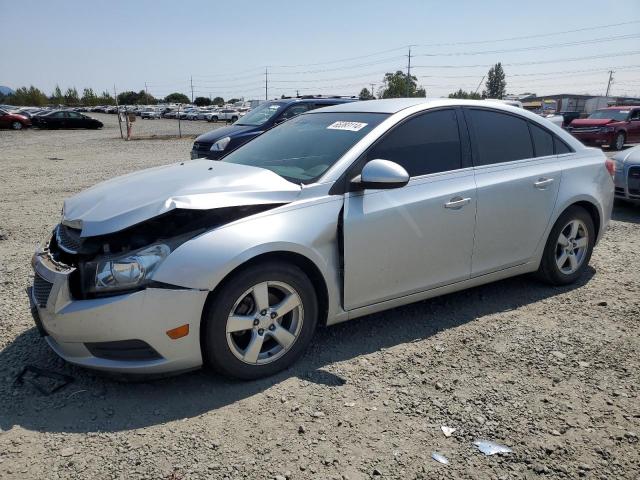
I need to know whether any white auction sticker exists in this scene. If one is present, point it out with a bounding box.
[327,121,368,132]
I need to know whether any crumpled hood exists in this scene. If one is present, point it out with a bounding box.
[63,159,301,237]
[570,118,615,127]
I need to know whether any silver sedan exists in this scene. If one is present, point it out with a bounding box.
[613,145,640,204]
[29,99,614,379]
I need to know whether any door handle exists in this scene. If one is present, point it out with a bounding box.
[534,177,554,189]
[444,196,471,209]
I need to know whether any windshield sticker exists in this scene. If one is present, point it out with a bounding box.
[327,121,368,132]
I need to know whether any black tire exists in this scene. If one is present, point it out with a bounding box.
[536,206,595,285]
[231,116,238,122]
[202,261,318,380]
[212,116,218,122]
[11,121,23,130]
[612,131,625,151]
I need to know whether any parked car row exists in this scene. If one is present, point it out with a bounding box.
[0,106,103,130]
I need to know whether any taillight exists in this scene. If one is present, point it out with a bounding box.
[605,158,615,177]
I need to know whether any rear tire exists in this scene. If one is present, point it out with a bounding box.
[536,206,595,285]
[231,116,238,122]
[202,262,318,380]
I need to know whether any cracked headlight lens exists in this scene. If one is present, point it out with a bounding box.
[91,244,170,293]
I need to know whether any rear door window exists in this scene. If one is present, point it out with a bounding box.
[554,137,573,154]
[529,122,554,157]
[365,109,462,177]
[466,109,534,165]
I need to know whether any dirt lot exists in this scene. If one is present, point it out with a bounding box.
[0,114,638,480]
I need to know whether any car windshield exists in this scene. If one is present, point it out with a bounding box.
[223,112,388,184]
[236,102,285,126]
[588,109,629,121]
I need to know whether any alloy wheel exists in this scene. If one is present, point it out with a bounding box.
[615,133,625,151]
[226,281,304,365]
[11,121,23,130]
[555,219,589,275]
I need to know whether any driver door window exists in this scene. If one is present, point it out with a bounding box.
[364,109,462,177]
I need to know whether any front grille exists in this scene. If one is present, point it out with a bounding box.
[85,340,162,361]
[615,187,625,195]
[629,166,640,196]
[570,127,602,134]
[55,224,82,253]
[32,273,53,307]
[193,142,212,152]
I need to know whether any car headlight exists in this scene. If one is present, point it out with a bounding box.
[85,243,171,294]
[599,126,615,133]
[210,136,231,151]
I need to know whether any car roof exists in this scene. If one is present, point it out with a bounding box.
[271,97,357,106]
[315,98,538,114]
[604,106,640,110]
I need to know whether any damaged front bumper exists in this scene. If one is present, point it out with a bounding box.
[30,247,208,374]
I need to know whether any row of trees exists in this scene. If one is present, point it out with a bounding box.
[358,62,507,101]
[0,85,117,106]
[0,85,236,107]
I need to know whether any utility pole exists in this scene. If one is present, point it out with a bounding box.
[370,83,375,99]
[605,70,614,97]
[144,82,149,104]
[114,84,123,139]
[474,75,486,96]
[265,67,268,101]
[406,46,412,97]
[190,76,194,103]
[296,89,300,98]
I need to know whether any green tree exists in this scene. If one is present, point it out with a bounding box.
[448,89,482,99]
[51,85,64,104]
[64,87,80,106]
[212,96,224,106]
[380,71,425,98]
[10,86,49,106]
[117,90,140,105]
[81,88,97,106]
[483,63,506,99]
[227,98,240,105]
[359,88,375,100]
[164,92,190,104]
[194,96,211,106]
[98,91,115,106]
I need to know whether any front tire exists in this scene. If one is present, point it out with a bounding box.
[536,206,595,285]
[612,131,625,151]
[202,262,318,380]
[11,121,23,130]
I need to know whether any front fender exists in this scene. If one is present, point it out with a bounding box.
[152,197,344,316]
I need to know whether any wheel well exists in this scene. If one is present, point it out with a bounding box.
[204,251,330,327]
[569,201,601,239]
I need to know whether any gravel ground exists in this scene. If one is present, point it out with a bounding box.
[0,114,639,480]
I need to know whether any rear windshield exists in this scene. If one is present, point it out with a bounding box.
[223,112,388,183]
[588,109,629,121]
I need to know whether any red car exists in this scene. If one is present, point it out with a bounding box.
[568,106,640,151]
[0,108,32,130]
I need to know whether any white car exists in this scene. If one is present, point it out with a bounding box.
[140,110,161,119]
[207,108,240,122]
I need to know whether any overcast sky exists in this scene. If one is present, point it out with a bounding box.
[1,0,639,100]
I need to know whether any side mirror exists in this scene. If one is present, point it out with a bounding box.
[352,159,410,190]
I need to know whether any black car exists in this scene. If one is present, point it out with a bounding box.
[32,110,103,129]
[191,97,357,160]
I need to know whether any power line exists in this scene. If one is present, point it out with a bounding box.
[412,33,640,57]
[411,50,640,69]
[413,19,640,47]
